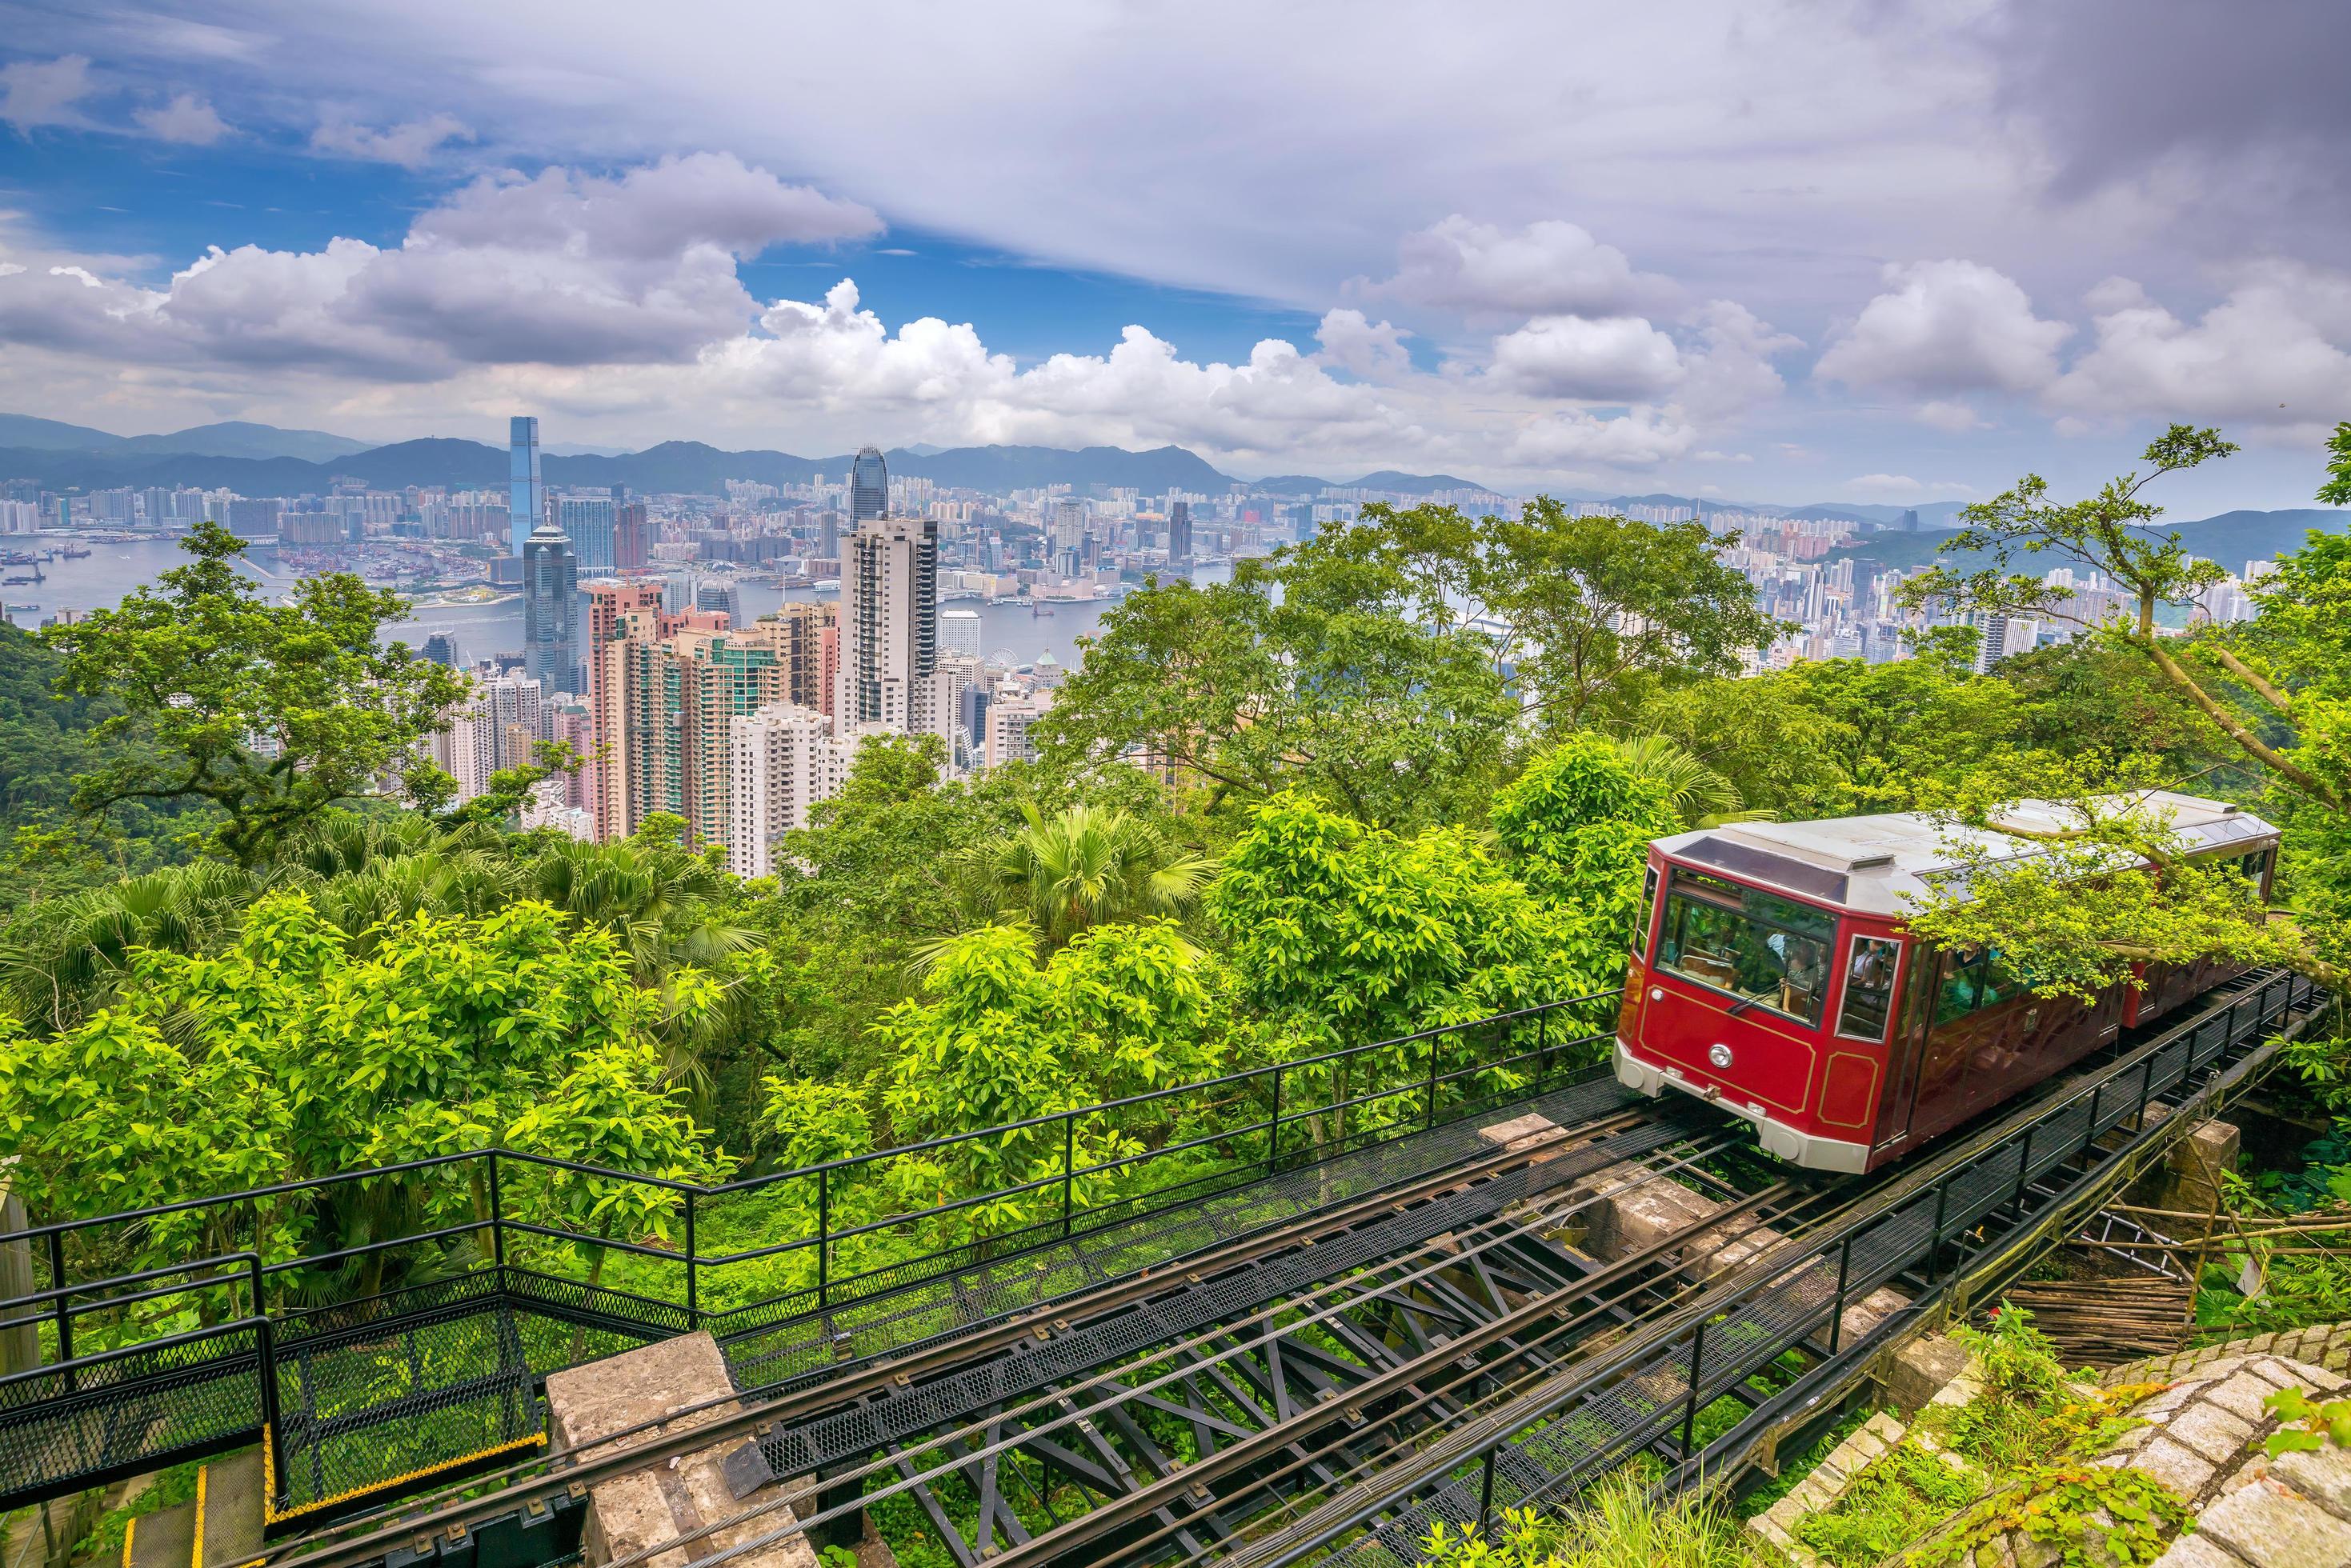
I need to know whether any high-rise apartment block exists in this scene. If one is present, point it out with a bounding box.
[439,671,547,802]
[839,515,939,733]
[584,591,842,850]
[509,416,544,557]
[727,705,861,879]
[522,520,578,694]
[1167,500,1192,562]
[615,497,651,570]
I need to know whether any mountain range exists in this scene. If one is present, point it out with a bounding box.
[1,420,2340,554]
[1828,509,2347,578]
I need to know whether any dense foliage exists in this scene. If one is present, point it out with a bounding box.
[2,452,2347,1355]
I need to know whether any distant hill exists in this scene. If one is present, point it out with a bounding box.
[0,414,371,462]
[116,422,371,462]
[0,437,1239,498]
[1245,474,1332,494]
[1348,470,1491,495]
[0,415,124,450]
[1828,507,2349,577]
[886,444,1231,494]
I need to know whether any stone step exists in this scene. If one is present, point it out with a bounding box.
[198,1450,267,1568]
[120,1450,268,1568]
[122,1498,194,1568]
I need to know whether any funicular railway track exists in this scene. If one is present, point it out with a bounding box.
[1188,969,2330,1568]
[3,971,2325,1568]
[266,1073,1799,1568]
[273,970,2319,1568]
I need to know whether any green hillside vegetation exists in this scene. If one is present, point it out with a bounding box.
[0,422,2345,1351]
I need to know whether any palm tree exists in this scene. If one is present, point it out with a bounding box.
[958,803,1214,950]
[1610,733,1771,829]
[0,859,258,1030]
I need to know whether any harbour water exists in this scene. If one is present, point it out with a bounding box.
[1,537,1230,672]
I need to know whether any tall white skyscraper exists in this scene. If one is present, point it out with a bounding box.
[838,515,939,734]
[509,416,544,558]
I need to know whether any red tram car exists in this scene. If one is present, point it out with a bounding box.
[1612,793,2278,1173]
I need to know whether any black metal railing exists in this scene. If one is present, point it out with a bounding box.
[1228,970,2322,1568]
[0,988,1618,1518]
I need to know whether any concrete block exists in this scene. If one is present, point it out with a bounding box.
[2132,1435,2221,1500]
[2151,1534,2251,1568]
[2272,1444,2351,1525]
[2204,1373,2285,1424]
[1584,1170,1721,1262]
[1885,1334,1972,1415]
[2253,1355,2346,1394]
[544,1332,819,1568]
[2130,1108,2241,1224]
[2167,1398,2259,1465]
[2198,1478,2351,1568]
[1478,1113,1565,1162]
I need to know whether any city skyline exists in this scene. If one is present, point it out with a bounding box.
[1,5,2348,515]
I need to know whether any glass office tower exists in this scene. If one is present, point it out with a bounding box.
[509,416,544,557]
[850,445,888,523]
[523,519,579,694]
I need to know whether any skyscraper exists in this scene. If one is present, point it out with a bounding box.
[509,416,545,557]
[1167,500,1193,562]
[615,494,651,570]
[559,494,618,573]
[522,519,579,694]
[850,446,888,523]
[839,516,939,733]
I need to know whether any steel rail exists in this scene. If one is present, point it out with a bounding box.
[1208,971,2321,1568]
[262,1098,1668,1568]
[975,1178,1853,1568]
[591,1133,1769,1568]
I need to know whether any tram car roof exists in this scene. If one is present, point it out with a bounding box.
[1651,790,2278,918]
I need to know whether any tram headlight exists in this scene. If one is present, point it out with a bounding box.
[1708,1042,1733,1070]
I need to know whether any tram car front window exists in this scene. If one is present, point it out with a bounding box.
[1654,867,1837,1026]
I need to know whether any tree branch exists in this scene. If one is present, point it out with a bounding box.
[2135,635,2337,805]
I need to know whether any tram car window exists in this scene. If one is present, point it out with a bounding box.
[1655,868,1836,1026]
[1612,792,2281,1174]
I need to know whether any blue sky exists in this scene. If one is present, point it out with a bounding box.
[1,2,2347,512]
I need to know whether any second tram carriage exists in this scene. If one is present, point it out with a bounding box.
[1612,792,2278,1173]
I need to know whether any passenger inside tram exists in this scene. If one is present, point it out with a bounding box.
[1655,868,1837,1026]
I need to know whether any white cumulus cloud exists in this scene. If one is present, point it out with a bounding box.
[1362,216,1676,319]
[0,55,94,131]
[1487,314,1685,401]
[1313,308,1412,378]
[1816,259,2072,396]
[2047,263,2351,431]
[133,93,230,145]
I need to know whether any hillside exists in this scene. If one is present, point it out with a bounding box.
[1828,507,2349,577]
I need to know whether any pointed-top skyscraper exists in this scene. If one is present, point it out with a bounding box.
[522,518,579,694]
[850,445,888,523]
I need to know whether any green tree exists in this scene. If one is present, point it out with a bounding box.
[0,890,733,1334]
[952,802,1213,950]
[1209,790,1595,1057]
[1038,525,1518,829]
[1897,426,2349,992]
[1472,499,1783,727]
[42,520,463,867]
